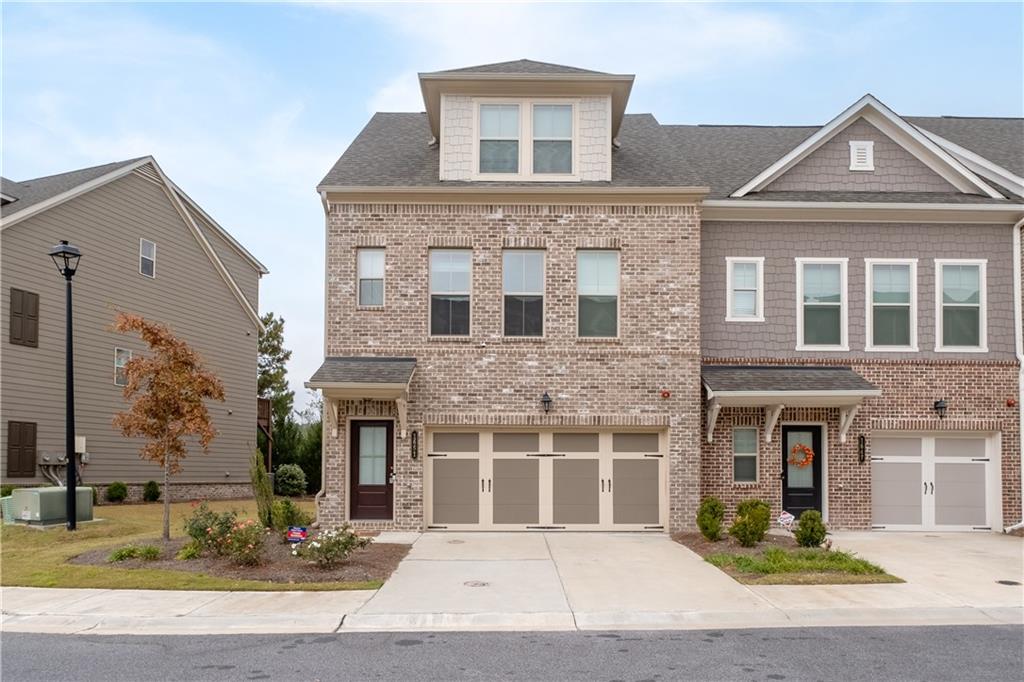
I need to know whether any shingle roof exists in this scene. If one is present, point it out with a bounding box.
[702,365,879,394]
[424,59,610,76]
[908,116,1024,177]
[308,357,417,385]
[729,190,1017,204]
[1,158,146,218]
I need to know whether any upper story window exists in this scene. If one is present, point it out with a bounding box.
[849,140,874,171]
[503,250,544,337]
[114,347,132,386]
[139,238,156,278]
[479,104,520,174]
[9,288,39,348]
[796,258,848,350]
[726,257,764,321]
[936,259,986,352]
[532,104,572,174]
[430,249,471,336]
[357,248,385,307]
[577,250,619,338]
[866,259,917,351]
[475,100,577,181]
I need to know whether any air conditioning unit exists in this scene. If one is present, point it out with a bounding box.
[11,487,94,525]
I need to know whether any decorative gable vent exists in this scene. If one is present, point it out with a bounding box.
[849,140,874,171]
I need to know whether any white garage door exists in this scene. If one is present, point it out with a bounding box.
[426,429,667,531]
[871,433,999,531]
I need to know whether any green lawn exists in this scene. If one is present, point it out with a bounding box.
[0,498,381,591]
[707,547,903,585]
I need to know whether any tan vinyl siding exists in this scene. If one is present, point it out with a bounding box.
[1,172,258,485]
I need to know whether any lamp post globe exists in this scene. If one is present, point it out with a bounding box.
[49,240,81,530]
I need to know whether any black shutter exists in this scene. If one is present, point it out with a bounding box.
[6,421,37,478]
[24,291,39,347]
[9,289,39,348]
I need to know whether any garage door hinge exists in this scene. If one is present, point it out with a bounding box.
[644,525,664,530]
[427,453,447,457]
[870,457,885,461]
[427,525,448,529]
[871,525,886,529]
[527,453,566,457]
[971,458,990,462]
[972,526,992,530]
[643,454,664,458]
[526,525,566,530]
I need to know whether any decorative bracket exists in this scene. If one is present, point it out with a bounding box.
[705,398,721,444]
[328,400,340,439]
[838,404,860,444]
[395,396,409,439]
[764,404,784,443]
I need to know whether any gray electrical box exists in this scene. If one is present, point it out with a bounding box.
[11,487,93,525]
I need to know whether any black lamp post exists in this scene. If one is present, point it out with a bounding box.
[49,240,81,531]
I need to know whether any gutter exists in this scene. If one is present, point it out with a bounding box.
[1006,217,1024,533]
[312,189,330,527]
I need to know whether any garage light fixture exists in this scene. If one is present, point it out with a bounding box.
[541,392,553,414]
[933,398,948,420]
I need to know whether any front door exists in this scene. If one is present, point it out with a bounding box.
[350,420,394,520]
[782,425,823,517]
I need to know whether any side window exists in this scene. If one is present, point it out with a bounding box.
[6,420,37,478]
[577,250,619,338]
[726,258,764,321]
[357,249,385,307]
[936,260,986,351]
[479,104,520,174]
[732,427,758,483]
[114,348,132,386]
[140,239,156,278]
[503,250,544,337]
[429,250,471,336]
[797,258,847,350]
[10,288,39,348]
[866,260,916,351]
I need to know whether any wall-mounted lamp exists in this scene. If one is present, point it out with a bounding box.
[541,392,553,414]
[933,398,948,420]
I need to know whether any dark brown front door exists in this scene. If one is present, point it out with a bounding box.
[782,425,823,518]
[350,420,394,520]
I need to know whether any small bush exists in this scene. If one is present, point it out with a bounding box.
[292,525,370,569]
[794,510,828,548]
[729,498,771,547]
[105,481,128,503]
[697,496,726,541]
[142,480,161,503]
[138,545,161,561]
[108,544,160,562]
[183,502,237,555]
[250,451,274,528]
[176,541,202,561]
[220,518,266,566]
[1,484,16,498]
[272,498,313,531]
[274,464,307,497]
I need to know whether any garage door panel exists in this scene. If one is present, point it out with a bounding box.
[432,459,480,525]
[873,437,922,458]
[871,461,923,526]
[432,432,480,452]
[935,462,986,526]
[934,438,986,458]
[553,432,600,453]
[612,459,660,525]
[492,459,540,525]
[553,459,600,525]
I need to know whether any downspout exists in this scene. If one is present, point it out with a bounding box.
[1006,217,1024,533]
[312,190,330,527]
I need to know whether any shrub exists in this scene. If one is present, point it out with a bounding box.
[105,481,128,503]
[274,464,307,497]
[250,450,274,528]
[794,510,828,548]
[1,484,16,498]
[108,544,160,562]
[220,518,266,566]
[728,498,771,547]
[142,480,161,503]
[176,541,202,561]
[272,498,314,531]
[697,496,726,541]
[292,525,371,569]
[183,502,237,555]
[138,545,161,561]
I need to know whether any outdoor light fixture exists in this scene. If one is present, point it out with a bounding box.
[541,392,553,414]
[933,398,948,420]
[48,240,82,531]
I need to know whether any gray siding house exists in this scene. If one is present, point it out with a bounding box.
[1,157,268,499]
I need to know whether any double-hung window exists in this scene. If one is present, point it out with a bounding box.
[866,259,916,350]
[479,104,520,174]
[577,250,619,338]
[726,257,764,321]
[139,239,156,278]
[797,258,847,350]
[114,348,132,386]
[936,259,986,351]
[357,248,385,307]
[503,250,544,337]
[430,250,471,336]
[532,104,572,174]
[732,427,758,483]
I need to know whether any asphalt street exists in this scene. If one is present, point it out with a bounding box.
[2,625,1021,681]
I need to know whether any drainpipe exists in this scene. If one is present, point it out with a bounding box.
[1006,217,1024,533]
[312,190,330,528]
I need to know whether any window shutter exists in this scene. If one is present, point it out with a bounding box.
[7,421,37,478]
[9,289,39,348]
[10,288,24,344]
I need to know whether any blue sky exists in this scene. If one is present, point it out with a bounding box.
[3,1,1022,411]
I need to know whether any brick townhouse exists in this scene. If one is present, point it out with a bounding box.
[307,60,1024,535]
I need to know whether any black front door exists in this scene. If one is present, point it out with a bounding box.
[781,425,823,517]
[350,420,394,520]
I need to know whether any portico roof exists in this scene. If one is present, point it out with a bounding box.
[306,356,416,399]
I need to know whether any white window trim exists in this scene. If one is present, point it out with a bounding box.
[732,426,759,484]
[502,249,546,338]
[865,258,918,352]
[725,257,765,322]
[428,248,473,338]
[795,257,849,351]
[849,140,875,171]
[114,347,132,387]
[356,248,386,308]
[576,249,621,340]
[935,258,988,353]
[470,98,580,182]
[139,238,156,278]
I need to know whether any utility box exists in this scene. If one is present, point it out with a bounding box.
[11,487,93,525]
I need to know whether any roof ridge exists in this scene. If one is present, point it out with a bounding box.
[17,157,147,184]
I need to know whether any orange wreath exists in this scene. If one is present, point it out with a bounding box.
[788,443,815,468]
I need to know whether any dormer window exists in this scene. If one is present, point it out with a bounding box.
[533,104,572,174]
[473,99,578,181]
[479,104,520,174]
[849,140,874,171]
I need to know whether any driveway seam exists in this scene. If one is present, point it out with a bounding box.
[542,533,578,632]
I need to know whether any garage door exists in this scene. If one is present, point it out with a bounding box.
[871,433,998,531]
[426,430,667,531]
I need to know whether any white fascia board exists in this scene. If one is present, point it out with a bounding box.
[917,128,1024,197]
[170,182,269,275]
[702,199,1024,224]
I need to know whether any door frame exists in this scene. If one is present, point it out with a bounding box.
[781,421,828,522]
[347,417,396,522]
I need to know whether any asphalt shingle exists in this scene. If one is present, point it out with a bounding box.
[1,158,145,218]
[425,59,611,75]
[702,365,879,393]
[308,357,417,385]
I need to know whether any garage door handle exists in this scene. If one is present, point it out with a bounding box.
[601,479,605,493]
[608,479,612,493]
[481,478,485,493]
[488,479,492,493]
[929,482,933,495]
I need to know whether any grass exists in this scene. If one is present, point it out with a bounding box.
[0,498,382,592]
[706,547,903,585]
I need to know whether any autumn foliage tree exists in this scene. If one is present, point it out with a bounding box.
[112,313,225,541]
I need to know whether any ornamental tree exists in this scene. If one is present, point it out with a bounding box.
[112,313,225,540]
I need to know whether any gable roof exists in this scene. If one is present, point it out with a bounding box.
[1,159,146,217]
[424,59,610,76]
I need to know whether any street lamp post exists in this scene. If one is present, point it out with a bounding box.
[48,240,82,531]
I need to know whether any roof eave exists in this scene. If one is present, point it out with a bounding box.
[317,184,709,205]
[702,199,1024,223]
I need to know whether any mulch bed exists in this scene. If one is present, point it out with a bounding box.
[674,531,799,559]
[70,536,409,585]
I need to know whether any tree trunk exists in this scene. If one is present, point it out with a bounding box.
[162,456,171,542]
